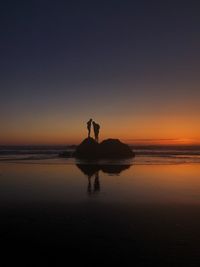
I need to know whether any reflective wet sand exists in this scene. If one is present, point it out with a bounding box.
[1,160,200,265]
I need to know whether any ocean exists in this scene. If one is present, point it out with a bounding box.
[1,145,200,164]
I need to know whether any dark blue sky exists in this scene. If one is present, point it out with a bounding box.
[1,0,200,144]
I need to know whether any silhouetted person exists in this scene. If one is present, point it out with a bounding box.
[92,121,100,142]
[87,119,92,138]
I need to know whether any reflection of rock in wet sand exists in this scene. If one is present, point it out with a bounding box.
[76,163,131,195]
[76,164,131,176]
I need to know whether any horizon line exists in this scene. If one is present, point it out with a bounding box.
[1,140,200,147]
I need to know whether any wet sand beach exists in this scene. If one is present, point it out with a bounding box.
[1,156,200,265]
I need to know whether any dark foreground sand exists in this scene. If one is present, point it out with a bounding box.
[1,202,200,266]
[1,160,200,265]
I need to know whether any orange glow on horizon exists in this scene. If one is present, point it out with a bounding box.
[1,114,200,146]
[1,134,200,146]
[123,138,200,146]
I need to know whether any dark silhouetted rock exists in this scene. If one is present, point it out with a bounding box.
[74,137,134,159]
[99,139,134,159]
[74,137,99,159]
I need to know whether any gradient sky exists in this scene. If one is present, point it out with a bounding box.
[1,0,200,145]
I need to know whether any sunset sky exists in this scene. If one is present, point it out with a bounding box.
[1,0,200,145]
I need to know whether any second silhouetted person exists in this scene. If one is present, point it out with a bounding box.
[92,121,100,142]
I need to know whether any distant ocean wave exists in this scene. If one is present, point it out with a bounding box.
[0,146,66,161]
[134,146,200,164]
[135,155,200,165]
[0,145,68,154]
[134,149,200,156]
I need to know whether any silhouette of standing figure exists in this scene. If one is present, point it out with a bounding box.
[87,119,92,138]
[92,121,100,142]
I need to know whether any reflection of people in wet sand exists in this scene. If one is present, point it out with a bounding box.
[94,171,100,193]
[76,163,131,196]
[92,121,100,142]
[87,175,92,195]
[87,119,93,137]
[87,171,100,195]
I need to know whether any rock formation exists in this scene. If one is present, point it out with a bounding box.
[74,137,134,159]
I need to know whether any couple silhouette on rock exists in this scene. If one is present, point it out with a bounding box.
[87,119,100,142]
